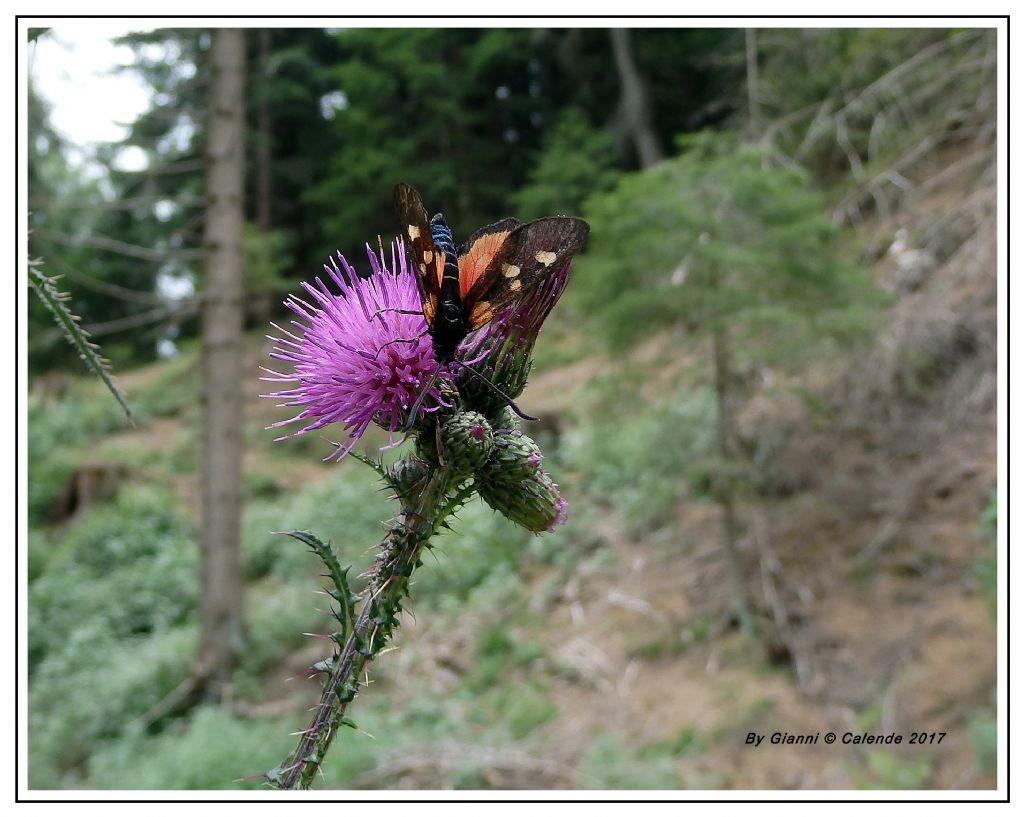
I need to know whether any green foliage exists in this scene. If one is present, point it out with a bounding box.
[464,624,545,695]
[573,134,879,355]
[966,700,997,773]
[127,343,201,420]
[858,750,933,790]
[513,108,622,220]
[236,581,323,687]
[26,444,79,528]
[581,733,682,789]
[29,626,196,787]
[408,500,535,607]
[27,375,203,786]
[242,223,294,296]
[302,27,739,265]
[757,30,945,125]
[641,726,705,759]
[28,378,132,462]
[758,29,995,186]
[29,485,198,671]
[977,491,997,620]
[564,383,717,535]
[472,681,558,741]
[307,29,544,260]
[85,706,295,790]
[242,467,392,581]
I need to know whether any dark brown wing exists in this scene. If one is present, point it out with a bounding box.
[463,217,589,330]
[394,182,443,326]
[457,218,519,301]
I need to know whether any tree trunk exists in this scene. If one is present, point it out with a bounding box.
[609,28,663,168]
[745,28,762,141]
[256,29,272,231]
[194,28,247,699]
[250,28,276,325]
[711,324,754,634]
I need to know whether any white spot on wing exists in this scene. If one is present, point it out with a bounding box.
[502,263,521,278]
[408,225,420,240]
[535,251,556,266]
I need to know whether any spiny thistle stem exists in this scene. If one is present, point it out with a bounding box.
[272,466,471,790]
[28,255,133,424]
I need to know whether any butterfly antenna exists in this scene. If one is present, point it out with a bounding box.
[455,360,538,422]
[404,369,441,431]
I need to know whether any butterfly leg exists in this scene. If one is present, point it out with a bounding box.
[455,360,539,422]
[372,329,430,359]
[372,307,423,318]
[434,417,447,467]
[404,369,441,431]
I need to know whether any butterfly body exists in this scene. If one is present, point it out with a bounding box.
[428,213,470,363]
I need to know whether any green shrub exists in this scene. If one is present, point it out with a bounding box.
[463,622,545,694]
[236,580,324,689]
[512,108,622,221]
[639,726,704,761]
[859,750,933,789]
[564,385,716,535]
[29,626,196,787]
[28,484,198,782]
[128,349,201,421]
[85,705,294,790]
[29,382,129,454]
[977,491,997,620]
[458,678,559,744]
[966,703,997,773]
[27,383,129,525]
[408,500,534,608]
[581,733,682,789]
[29,485,198,671]
[27,448,79,526]
[242,466,392,581]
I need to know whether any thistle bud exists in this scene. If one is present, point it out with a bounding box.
[482,427,543,481]
[387,456,430,502]
[489,407,520,432]
[440,411,494,475]
[476,428,567,532]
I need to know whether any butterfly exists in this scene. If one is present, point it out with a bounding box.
[392,182,589,423]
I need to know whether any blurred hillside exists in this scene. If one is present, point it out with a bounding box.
[26,27,998,790]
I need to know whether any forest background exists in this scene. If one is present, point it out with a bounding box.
[25,24,1000,790]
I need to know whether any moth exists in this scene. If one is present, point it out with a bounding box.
[393,182,589,424]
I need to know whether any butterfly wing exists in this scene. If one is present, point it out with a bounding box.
[457,217,520,301]
[394,182,444,326]
[462,217,590,330]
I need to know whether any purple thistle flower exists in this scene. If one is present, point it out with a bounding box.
[261,241,452,460]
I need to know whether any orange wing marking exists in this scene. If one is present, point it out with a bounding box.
[458,230,513,299]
